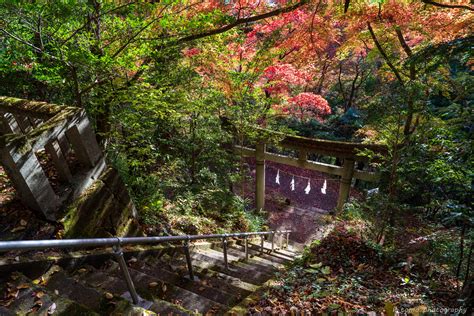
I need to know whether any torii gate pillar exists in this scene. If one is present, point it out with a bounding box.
[255,143,266,212]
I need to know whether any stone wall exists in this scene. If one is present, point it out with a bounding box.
[62,168,140,238]
[0,96,140,237]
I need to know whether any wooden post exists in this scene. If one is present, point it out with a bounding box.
[298,149,307,167]
[255,143,266,212]
[336,158,355,213]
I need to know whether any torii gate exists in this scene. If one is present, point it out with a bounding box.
[235,131,388,213]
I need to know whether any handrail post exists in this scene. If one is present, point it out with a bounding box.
[244,236,249,261]
[286,232,290,249]
[222,235,229,270]
[260,235,264,255]
[279,232,284,249]
[183,237,194,281]
[113,241,139,305]
[271,231,274,252]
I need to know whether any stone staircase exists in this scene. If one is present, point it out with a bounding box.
[0,240,299,315]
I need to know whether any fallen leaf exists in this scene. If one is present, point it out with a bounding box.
[77,268,87,274]
[357,263,368,272]
[148,282,158,288]
[384,301,395,316]
[32,277,44,285]
[321,266,331,275]
[16,283,30,289]
[35,291,45,299]
[6,289,19,302]
[20,219,27,226]
[309,262,322,269]
[105,292,114,299]
[10,226,25,233]
[54,290,59,295]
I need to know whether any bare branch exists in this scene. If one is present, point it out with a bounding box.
[176,0,309,44]
[61,1,138,46]
[421,0,473,11]
[111,4,170,58]
[395,27,412,57]
[344,0,350,13]
[367,22,404,84]
[0,27,61,62]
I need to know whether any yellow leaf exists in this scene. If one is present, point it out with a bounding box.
[32,277,44,285]
[105,292,114,299]
[35,291,45,299]
[148,282,158,287]
[384,301,395,316]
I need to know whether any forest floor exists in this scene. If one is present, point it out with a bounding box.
[247,221,463,314]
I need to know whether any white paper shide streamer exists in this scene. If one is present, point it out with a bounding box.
[270,166,329,195]
[321,179,327,195]
[304,179,311,194]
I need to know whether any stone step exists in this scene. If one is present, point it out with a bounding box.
[195,247,277,274]
[44,267,151,315]
[103,262,227,315]
[45,270,106,311]
[162,261,258,299]
[1,272,99,315]
[74,265,195,315]
[131,261,241,307]
[185,251,274,285]
[261,241,298,258]
[230,243,294,265]
[219,246,287,269]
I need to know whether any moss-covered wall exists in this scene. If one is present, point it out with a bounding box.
[61,167,141,238]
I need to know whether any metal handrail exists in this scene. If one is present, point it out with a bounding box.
[0,230,291,306]
[0,230,290,252]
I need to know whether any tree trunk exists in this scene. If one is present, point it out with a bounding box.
[456,224,466,280]
[464,241,473,288]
